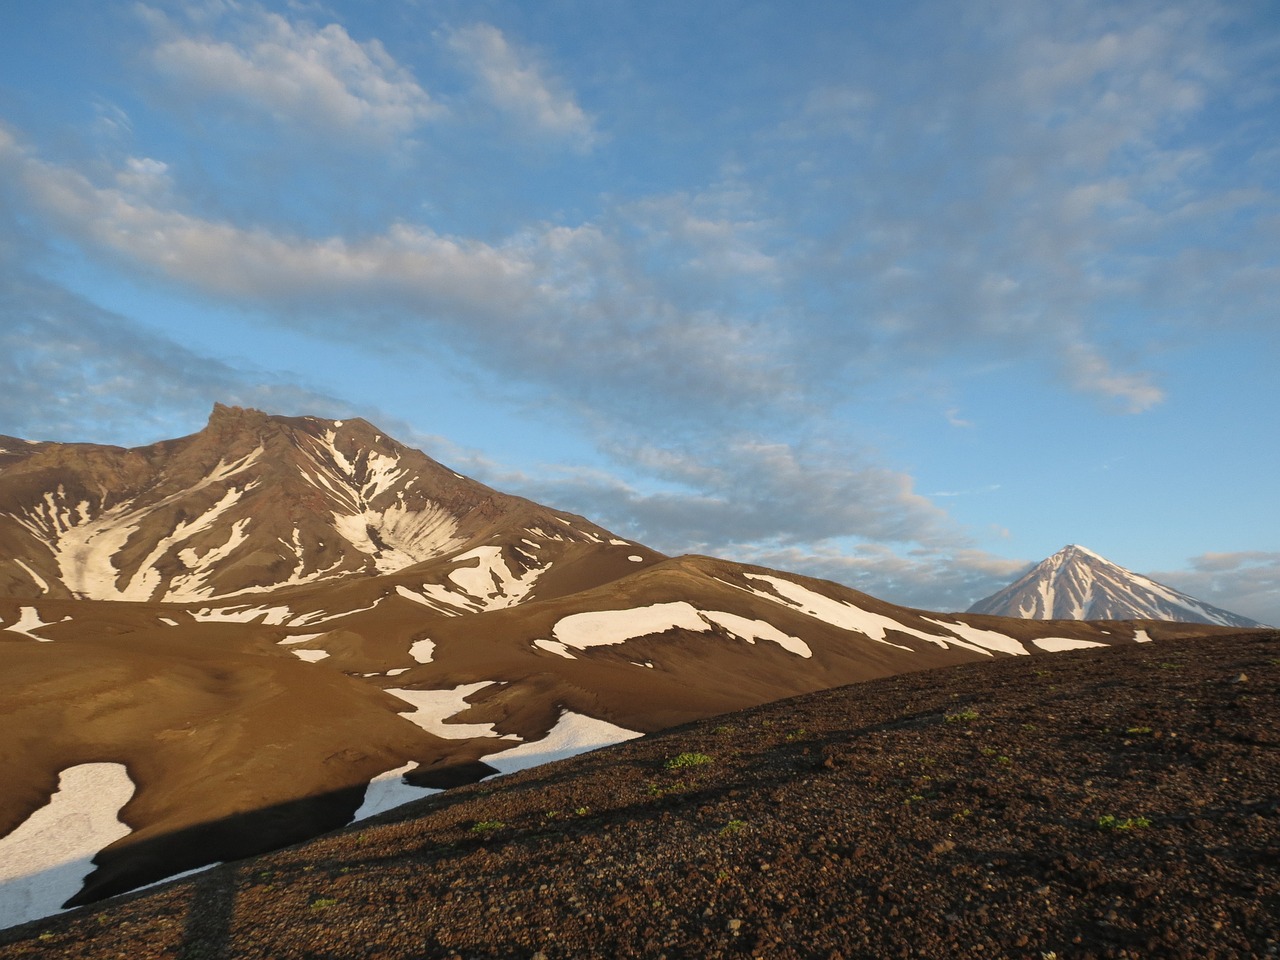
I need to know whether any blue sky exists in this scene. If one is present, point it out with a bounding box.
[1,0,1277,624]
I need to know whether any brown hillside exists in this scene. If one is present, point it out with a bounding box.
[3,630,1276,960]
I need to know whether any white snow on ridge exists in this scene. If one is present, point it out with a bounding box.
[548,601,816,658]
[0,763,135,931]
[409,638,435,663]
[291,648,330,663]
[552,602,711,649]
[921,618,1028,656]
[700,610,812,658]
[741,575,927,652]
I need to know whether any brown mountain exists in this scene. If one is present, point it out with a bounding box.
[0,407,1260,927]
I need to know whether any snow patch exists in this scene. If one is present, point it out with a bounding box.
[384,684,518,740]
[445,546,543,609]
[291,648,330,663]
[4,607,57,641]
[483,711,642,775]
[628,555,644,562]
[409,638,435,664]
[0,763,135,931]
[700,610,812,658]
[922,618,1028,656]
[534,638,578,659]
[351,763,437,821]
[1031,637,1108,652]
[553,602,711,650]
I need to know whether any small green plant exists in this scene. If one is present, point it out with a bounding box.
[952,808,972,821]
[997,755,1012,766]
[470,820,505,833]
[979,746,997,756]
[575,806,589,816]
[720,818,747,835]
[648,780,687,798]
[784,727,808,741]
[712,724,734,734]
[1097,814,1152,831]
[903,793,926,805]
[309,898,339,910]
[1158,662,1181,670]
[665,751,714,769]
[1125,726,1153,735]
[544,810,559,819]
[945,708,979,723]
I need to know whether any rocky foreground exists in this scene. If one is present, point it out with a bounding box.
[3,630,1277,960]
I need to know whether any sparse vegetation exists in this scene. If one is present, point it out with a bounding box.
[1097,814,1152,831]
[309,898,339,910]
[945,708,979,723]
[720,819,747,836]
[665,751,714,769]
[1125,725,1153,735]
[470,820,505,833]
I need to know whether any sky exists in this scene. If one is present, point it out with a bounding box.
[1,0,1277,625]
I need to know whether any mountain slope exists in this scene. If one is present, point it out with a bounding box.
[3,630,1275,959]
[968,544,1266,627]
[0,413,1265,927]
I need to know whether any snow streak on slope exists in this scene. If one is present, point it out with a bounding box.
[0,763,135,931]
[546,601,812,657]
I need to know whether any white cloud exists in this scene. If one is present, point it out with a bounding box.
[445,23,596,149]
[148,6,440,140]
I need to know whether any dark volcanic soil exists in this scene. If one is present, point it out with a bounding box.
[3,631,1277,960]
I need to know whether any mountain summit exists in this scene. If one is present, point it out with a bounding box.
[967,544,1266,627]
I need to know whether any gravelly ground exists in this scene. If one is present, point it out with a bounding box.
[2,630,1277,960]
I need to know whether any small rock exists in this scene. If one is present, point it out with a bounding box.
[727,918,743,933]
[1232,672,1249,683]
[931,839,956,855]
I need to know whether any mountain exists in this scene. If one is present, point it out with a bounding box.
[2,630,1276,959]
[967,544,1266,627]
[0,403,643,605]
[0,410,1261,928]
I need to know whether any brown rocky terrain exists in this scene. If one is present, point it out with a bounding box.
[2,629,1275,960]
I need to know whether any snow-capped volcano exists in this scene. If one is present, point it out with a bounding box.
[967,544,1266,627]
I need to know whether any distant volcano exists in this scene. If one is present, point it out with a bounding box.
[967,544,1266,627]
